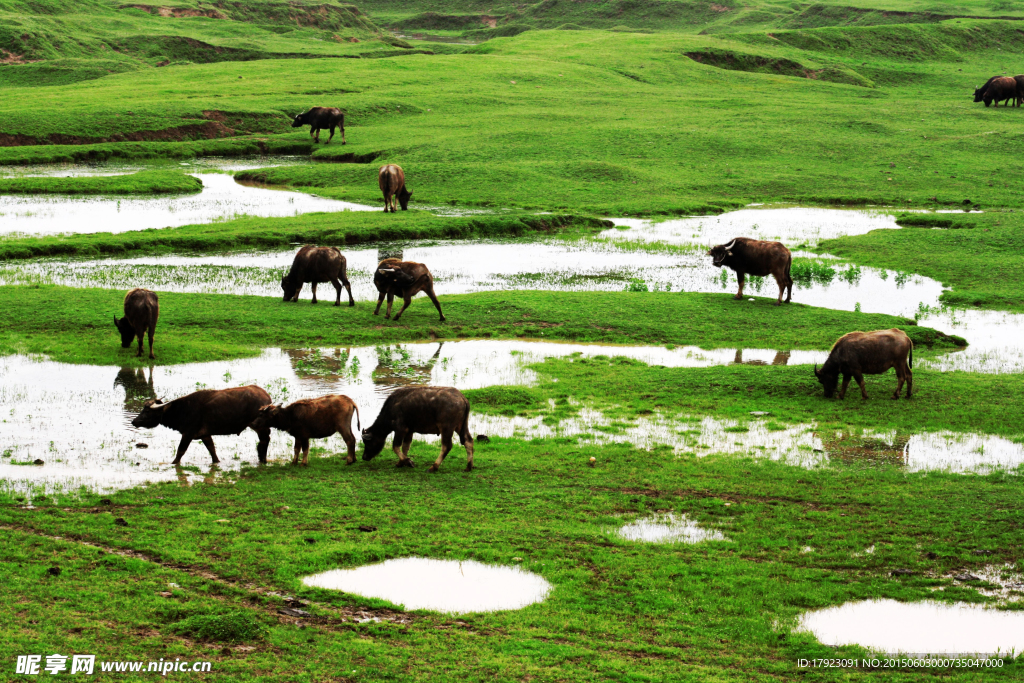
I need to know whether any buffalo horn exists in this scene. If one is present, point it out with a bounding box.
[723,239,736,251]
[378,268,396,275]
[813,364,819,377]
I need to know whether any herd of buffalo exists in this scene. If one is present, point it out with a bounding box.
[973,75,1024,107]
[112,116,915,468]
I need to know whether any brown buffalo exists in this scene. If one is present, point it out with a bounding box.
[282,245,354,306]
[707,237,793,304]
[250,394,361,466]
[378,164,412,212]
[373,258,445,321]
[131,385,272,465]
[292,106,345,144]
[978,76,1019,107]
[814,329,913,400]
[114,288,159,359]
[361,386,474,472]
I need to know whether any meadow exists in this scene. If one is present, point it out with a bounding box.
[2,0,1024,680]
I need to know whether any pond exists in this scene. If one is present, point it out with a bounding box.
[302,558,551,614]
[617,513,729,544]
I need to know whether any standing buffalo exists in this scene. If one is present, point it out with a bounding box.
[114,288,159,359]
[707,237,793,305]
[282,245,354,306]
[250,395,360,466]
[361,386,474,472]
[131,385,272,465]
[973,76,1020,107]
[814,329,913,400]
[373,258,445,321]
[378,164,412,212]
[291,107,345,144]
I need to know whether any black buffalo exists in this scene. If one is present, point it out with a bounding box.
[114,288,159,359]
[815,329,913,400]
[361,386,474,472]
[707,237,793,305]
[131,385,272,465]
[250,394,360,466]
[291,107,345,144]
[973,76,1020,107]
[282,245,354,306]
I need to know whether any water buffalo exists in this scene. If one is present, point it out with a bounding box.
[707,237,793,305]
[814,329,913,400]
[114,288,159,359]
[361,386,474,472]
[291,107,345,144]
[974,76,1020,107]
[250,394,360,466]
[378,164,412,212]
[282,245,354,306]
[131,385,272,465]
[373,258,445,321]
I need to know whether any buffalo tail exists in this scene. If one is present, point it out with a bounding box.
[354,405,361,432]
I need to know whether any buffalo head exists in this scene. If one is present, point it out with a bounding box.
[281,275,299,302]
[397,186,413,211]
[361,428,387,461]
[291,113,306,128]
[973,87,985,103]
[249,404,281,432]
[114,315,135,348]
[814,364,839,399]
[132,398,168,428]
[707,239,737,268]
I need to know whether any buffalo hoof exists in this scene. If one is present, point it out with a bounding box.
[348,302,355,307]
[439,316,447,322]
[397,459,414,468]
[311,300,318,305]
[427,464,439,473]
[465,464,473,472]
[334,302,341,307]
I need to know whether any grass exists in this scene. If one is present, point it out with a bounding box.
[0,285,958,366]
[0,169,203,195]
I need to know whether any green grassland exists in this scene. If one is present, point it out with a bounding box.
[0,169,203,194]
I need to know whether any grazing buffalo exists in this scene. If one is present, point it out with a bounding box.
[378,164,412,212]
[291,107,345,144]
[814,329,913,400]
[250,394,360,466]
[373,258,445,321]
[114,288,159,359]
[707,237,793,305]
[974,76,1020,107]
[282,245,354,306]
[131,385,272,465]
[361,386,474,472]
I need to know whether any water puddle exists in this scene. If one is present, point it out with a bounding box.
[797,599,1024,655]
[946,564,1024,601]
[824,430,1024,473]
[0,173,372,235]
[617,513,728,543]
[0,156,309,178]
[301,558,551,613]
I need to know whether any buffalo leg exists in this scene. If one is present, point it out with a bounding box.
[838,374,852,400]
[147,325,155,360]
[374,290,386,315]
[340,124,345,145]
[786,275,793,304]
[172,434,194,465]
[905,365,913,398]
[341,425,357,465]
[340,275,355,306]
[735,272,745,300]
[424,285,446,322]
[291,283,303,302]
[310,283,318,304]
[428,429,454,473]
[385,292,395,319]
[254,427,270,464]
[327,126,335,144]
[313,127,321,142]
[893,372,905,400]
[854,372,869,399]
[459,422,474,472]
[292,440,301,465]
[330,277,343,306]
[302,438,311,466]
[198,436,219,464]
[392,295,413,321]
[383,194,390,213]
[774,274,785,305]
[393,429,413,467]
[136,330,144,357]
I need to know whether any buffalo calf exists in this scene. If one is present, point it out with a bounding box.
[131,385,272,464]
[379,164,412,212]
[282,245,354,306]
[815,329,913,400]
[291,107,345,144]
[362,386,474,472]
[250,395,361,466]
[373,258,445,321]
[114,288,159,359]
[708,237,793,305]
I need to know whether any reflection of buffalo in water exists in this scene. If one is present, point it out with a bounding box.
[373,343,444,389]
[114,366,156,412]
[283,347,356,381]
[822,430,909,466]
[732,350,790,366]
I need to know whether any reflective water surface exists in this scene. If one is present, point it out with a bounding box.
[797,599,1024,655]
[301,558,551,613]
[617,514,729,544]
[0,173,372,235]
[0,156,308,178]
